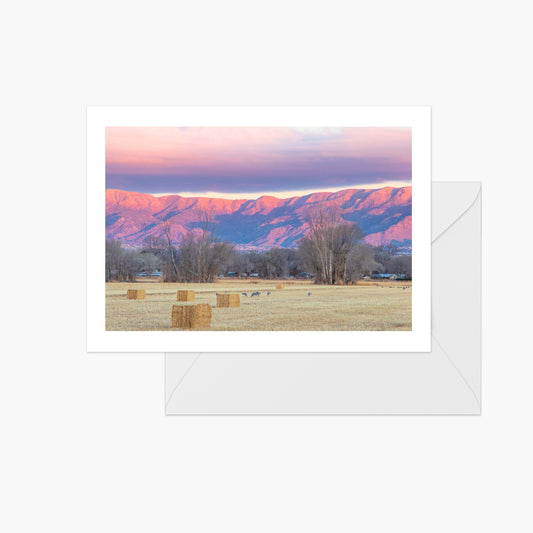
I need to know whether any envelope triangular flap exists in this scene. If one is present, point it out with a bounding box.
[432,182,481,241]
[431,182,481,408]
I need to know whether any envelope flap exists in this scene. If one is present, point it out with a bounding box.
[432,182,481,241]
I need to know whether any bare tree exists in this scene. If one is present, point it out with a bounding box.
[138,251,161,276]
[162,221,180,281]
[345,243,382,282]
[176,209,234,282]
[298,206,364,284]
[105,240,144,282]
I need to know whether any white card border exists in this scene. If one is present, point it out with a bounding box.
[87,106,431,352]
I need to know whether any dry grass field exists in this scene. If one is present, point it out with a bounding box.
[106,278,412,331]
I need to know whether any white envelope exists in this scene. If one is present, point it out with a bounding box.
[165,182,481,415]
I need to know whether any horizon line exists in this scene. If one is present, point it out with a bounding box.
[108,181,412,201]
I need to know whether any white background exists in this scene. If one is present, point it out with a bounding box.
[1,1,531,532]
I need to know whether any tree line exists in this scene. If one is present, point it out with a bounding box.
[106,207,411,284]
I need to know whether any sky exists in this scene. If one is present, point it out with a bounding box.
[106,127,411,199]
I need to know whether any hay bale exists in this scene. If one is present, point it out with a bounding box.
[217,293,240,308]
[177,290,195,302]
[127,289,146,300]
[172,303,212,329]
[276,284,285,289]
[171,305,189,328]
[190,303,212,328]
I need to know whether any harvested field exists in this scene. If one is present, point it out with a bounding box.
[106,279,412,331]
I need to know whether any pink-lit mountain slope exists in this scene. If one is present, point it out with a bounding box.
[106,186,412,250]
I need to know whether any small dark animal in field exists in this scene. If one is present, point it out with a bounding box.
[267,291,271,296]
[242,292,248,296]
[251,291,260,297]
[308,292,312,296]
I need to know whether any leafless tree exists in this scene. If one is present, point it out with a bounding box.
[162,221,180,281]
[105,240,143,281]
[175,209,234,282]
[298,206,364,284]
[345,243,382,282]
[138,252,161,276]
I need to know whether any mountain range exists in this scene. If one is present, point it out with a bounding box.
[106,186,412,251]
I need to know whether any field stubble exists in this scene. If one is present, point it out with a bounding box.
[106,279,412,331]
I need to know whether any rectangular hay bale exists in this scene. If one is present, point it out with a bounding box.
[216,293,240,308]
[171,305,189,328]
[172,304,212,329]
[127,289,146,299]
[275,284,285,289]
[177,290,195,302]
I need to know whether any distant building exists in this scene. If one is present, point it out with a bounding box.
[371,273,407,280]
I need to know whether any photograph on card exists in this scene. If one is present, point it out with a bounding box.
[105,126,413,332]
